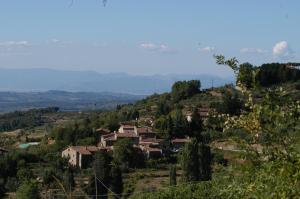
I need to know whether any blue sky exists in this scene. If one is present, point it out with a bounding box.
[0,0,299,77]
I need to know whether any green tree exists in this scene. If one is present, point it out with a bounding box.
[63,169,75,193]
[171,80,201,102]
[154,115,173,139]
[17,168,34,182]
[166,115,174,139]
[103,112,120,132]
[110,164,123,199]
[237,63,254,88]
[169,165,177,186]
[16,180,40,199]
[156,100,171,117]
[113,138,144,170]
[113,138,134,170]
[173,109,189,137]
[181,139,212,182]
[0,184,4,198]
[95,151,111,199]
[181,139,200,182]
[188,109,203,140]
[85,151,112,198]
[216,90,243,115]
[198,143,212,181]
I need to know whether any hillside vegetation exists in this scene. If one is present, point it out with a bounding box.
[1,57,300,198]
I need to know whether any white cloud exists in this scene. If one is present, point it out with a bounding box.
[46,38,73,45]
[0,41,30,47]
[199,46,215,53]
[140,42,175,53]
[50,38,60,43]
[240,48,266,54]
[272,41,294,59]
[0,41,31,56]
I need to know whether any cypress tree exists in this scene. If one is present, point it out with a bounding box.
[169,164,177,186]
[94,151,111,199]
[189,109,203,140]
[181,139,199,182]
[198,143,212,181]
[173,109,188,137]
[110,164,123,199]
[63,169,75,193]
[166,115,173,139]
[181,139,212,182]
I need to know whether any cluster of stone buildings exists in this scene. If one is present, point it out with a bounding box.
[62,122,191,169]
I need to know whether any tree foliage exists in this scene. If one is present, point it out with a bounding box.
[16,180,40,199]
[181,139,212,182]
[256,63,300,87]
[0,107,59,132]
[85,151,112,198]
[237,63,255,88]
[110,164,123,198]
[131,56,300,199]
[113,138,145,170]
[169,165,177,186]
[171,80,201,102]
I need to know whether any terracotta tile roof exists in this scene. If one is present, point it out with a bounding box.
[69,146,92,155]
[120,124,136,129]
[96,128,111,134]
[101,146,113,152]
[143,146,162,153]
[116,132,138,138]
[68,146,109,155]
[123,130,135,134]
[102,133,116,139]
[171,138,191,144]
[122,125,135,129]
[139,138,163,145]
[105,136,117,141]
[85,146,100,152]
[140,138,158,142]
[137,127,155,134]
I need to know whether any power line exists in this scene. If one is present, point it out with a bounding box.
[95,175,121,199]
[50,180,208,198]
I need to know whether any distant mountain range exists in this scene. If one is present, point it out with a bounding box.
[0,68,234,94]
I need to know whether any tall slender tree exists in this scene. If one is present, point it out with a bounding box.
[169,164,177,186]
[181,139,212,182]
[166,115,174,139]
[94,151,111,199]
[173,109,188,137]
[189,109,203,140]
[110,164,123,199]
[181,139,199,182]
[62,169,75,193]
[198,143,212,181]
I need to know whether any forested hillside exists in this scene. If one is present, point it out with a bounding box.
[0,107,59,132]
[1,57,300,198]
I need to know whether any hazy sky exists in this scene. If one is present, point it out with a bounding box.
[0,0,299,77]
